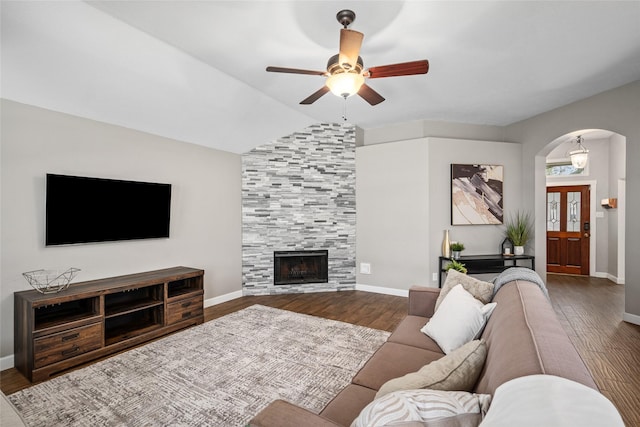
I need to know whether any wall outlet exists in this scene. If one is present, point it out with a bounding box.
[432,273,438,282]
[360,263,371,274]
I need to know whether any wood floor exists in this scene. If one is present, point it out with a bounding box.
[546,274,640,427]
[2,275,639,425]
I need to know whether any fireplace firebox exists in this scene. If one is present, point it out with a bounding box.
[274,250,328,285]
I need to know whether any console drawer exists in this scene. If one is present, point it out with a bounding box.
[33,322,102,368]
[167,294,203,325]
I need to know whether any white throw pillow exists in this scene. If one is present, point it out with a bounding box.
[421,284,497,354]
[479,375,624,427]
[351,389,491,427]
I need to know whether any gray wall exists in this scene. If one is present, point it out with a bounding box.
[504,80,639,321]
[428,138,522,280]
[0,100,243,360]
[356,138,430,290]
[356,136,522,290]
[360,120,507,146]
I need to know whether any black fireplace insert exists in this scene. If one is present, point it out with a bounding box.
[274,250,328,285]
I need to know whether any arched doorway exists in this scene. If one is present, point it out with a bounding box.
[539,129,626,283]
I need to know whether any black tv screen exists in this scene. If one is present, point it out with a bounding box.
[46,174,172,246]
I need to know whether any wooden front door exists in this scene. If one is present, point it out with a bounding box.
[546,185,590,275]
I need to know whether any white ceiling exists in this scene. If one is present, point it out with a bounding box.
[2,1,639,154]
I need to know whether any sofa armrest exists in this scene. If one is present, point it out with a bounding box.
[249,400,343,427]
[2,392,27,427]
[408,286,440,318]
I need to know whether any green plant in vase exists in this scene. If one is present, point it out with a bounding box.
[504,211,532,255]
[449,242,465,260]
[444,259,467,274]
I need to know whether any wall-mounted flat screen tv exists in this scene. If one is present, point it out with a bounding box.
[46,174,172,246]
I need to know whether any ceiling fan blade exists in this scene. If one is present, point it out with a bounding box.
[358,83,385,106]
[366,60,429,79]
[300,86,330,105]
[338,29,364,71]
[266,66,326,76]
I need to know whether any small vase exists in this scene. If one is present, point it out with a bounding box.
[452,251,461,260]
[514,246,525,256]
[442,230,451,258]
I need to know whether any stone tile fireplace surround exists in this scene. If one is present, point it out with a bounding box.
[242,123,356,295]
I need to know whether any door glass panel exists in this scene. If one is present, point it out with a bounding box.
[566,191,581,232]
[547,192,560,231]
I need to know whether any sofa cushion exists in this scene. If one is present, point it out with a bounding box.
[376,340,487,398]
[387,315,442,352]
[474,281,597,395]
[352,342,444,391]
[422,285,496,354]
[436,270,494,311]
[351,389,491,427]
[249,399,342,427]
[479,375,623,427]
[320,384,378,427]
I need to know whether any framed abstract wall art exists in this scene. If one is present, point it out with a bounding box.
[451,164,503,225]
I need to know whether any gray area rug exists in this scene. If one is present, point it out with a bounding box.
[9,305,390,426]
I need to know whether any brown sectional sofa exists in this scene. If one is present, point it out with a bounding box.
[250,279,597,426]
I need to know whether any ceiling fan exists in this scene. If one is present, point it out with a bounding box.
[266,9,429,106]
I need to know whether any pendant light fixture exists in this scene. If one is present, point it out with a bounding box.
[569,135,589,169]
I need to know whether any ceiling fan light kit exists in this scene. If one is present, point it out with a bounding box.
[326,72,365,98]
[325,53,365,98]
[266,9,429,107]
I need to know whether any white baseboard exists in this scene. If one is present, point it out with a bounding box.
[594,272,625,284]
[204,290,243,308]
[623,312,640,326]
[606,273,625,285]
[355,283,409,297]
[1,354,15,371]
[612,273,625,285]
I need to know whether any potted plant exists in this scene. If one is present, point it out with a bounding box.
[504,211,532,255]
[444,259,467,274]
[449,242,465,260]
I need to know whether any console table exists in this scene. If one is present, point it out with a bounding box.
[438,254,535,287]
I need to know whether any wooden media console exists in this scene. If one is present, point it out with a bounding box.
[14,266,204,382]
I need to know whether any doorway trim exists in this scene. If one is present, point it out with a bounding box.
[546,179,597,277]
[617,179,625,284]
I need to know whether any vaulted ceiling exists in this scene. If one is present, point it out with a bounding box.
[2,1,639,153]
